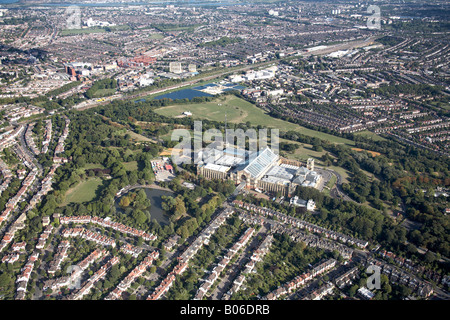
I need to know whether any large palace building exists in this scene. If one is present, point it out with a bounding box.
[196,143,321,197]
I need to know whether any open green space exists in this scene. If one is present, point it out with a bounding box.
[74,163,105,175]
[328,174,337,187]
[353,130,387,141]
[327,165,350,184]
[123,161,138,171]
[280,139,327,163]
[81,163,105,170]
[90,88,116,98]
[61,177,103,205]
[154,96,354,145]
[148,33,164,39]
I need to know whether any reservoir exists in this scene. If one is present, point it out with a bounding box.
[153,88,213,101]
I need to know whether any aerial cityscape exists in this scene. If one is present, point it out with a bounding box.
[0,0,448,308]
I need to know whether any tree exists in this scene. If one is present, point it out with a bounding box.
[424,251,435,264]
[109,265,121,283]
[132,209,147,225]
[119,196,131,208]
[348,284,359,297]
[399,285,412,297]
[383,282,392,295]
[0,272,13,297]
[406,243,417,255]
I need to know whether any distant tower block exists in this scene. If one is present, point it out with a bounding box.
[188,64,197,73]
[169,62,182,74]
[307,158,315,171]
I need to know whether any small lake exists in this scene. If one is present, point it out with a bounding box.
[115,187,173,226]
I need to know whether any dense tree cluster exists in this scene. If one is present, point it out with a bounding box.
[85,79,118,99]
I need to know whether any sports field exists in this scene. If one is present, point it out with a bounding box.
[154,96,354,145]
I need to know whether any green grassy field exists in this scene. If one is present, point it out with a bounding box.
[73,163,105,175]
[91,88,116,98]
[281,139,327,163]
[123,161,138,171]
[62,177,103,205]
[322,174,337,196]
[154,96,354,145]
[82,163,105,170]
[327,165,350,184]
[353,130,387,141]
[149,34,164,39]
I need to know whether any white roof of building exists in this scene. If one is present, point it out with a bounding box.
[204,163,231,173]
[215,154,244,166]
[260,176,290,185]
[266,165,298,181]
[358,287,375,299]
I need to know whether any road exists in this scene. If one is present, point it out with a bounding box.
[18,128,43,175]
[317,166,354,202]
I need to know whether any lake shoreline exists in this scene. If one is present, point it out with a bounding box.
[115,184,174,226]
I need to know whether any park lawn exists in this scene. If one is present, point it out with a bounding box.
[322,174,337,196]
[123,161,138,171]
[327,174,337,189]
[83,163,105,170]
[75,163,105,175]
[327,165,350,184]
[280,139,328,163]
[92,88,116,98]
[353,130,387,142]
[111,123,156,143]
[108,25,131,32]
[126,130,155,143]
[61,177,103,205]
[149,33,164,39]
[154,96,354,145]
